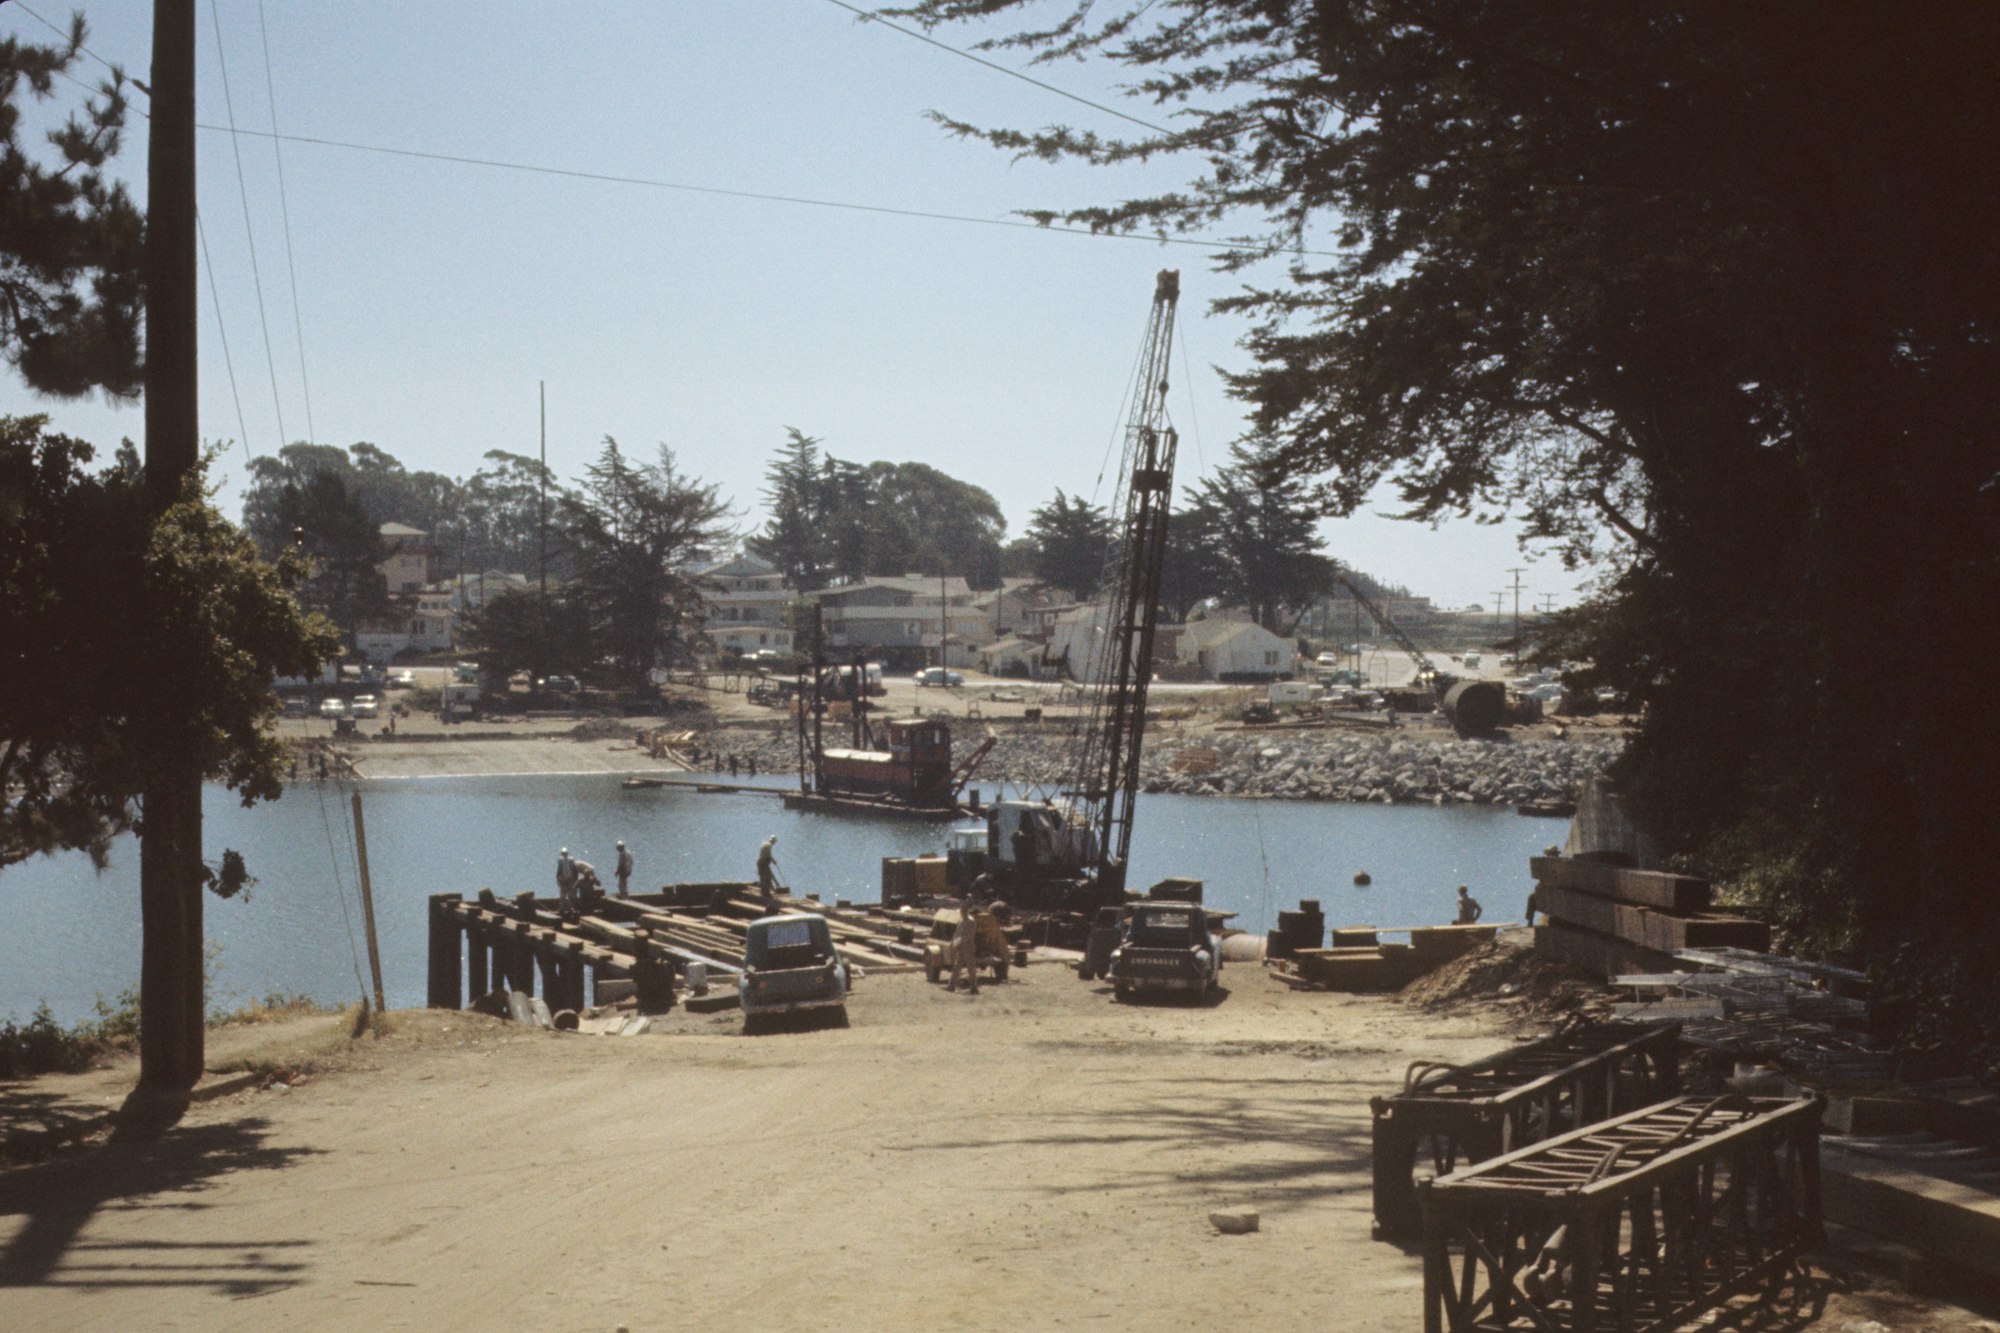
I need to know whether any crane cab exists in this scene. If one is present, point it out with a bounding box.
[987,800,1096,875]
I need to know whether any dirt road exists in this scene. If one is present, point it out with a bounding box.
[1,967,1516,1332]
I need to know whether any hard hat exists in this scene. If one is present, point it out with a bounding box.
[561,847,569,855]
[616,840,625,847]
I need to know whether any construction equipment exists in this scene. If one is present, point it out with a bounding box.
[1329,572,1504,735]
[983,270,1183,921]
[788,618,992,816]
[920,907,1013,986]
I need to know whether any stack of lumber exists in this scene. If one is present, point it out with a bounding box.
[880,855,951,904]
[1290,923,1500,992]
[1532,856,1768,977]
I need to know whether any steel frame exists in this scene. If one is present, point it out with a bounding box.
[1420,1095,1824,1332]
[1372,1023,1682,1241]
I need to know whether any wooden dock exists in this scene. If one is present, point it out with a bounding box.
[427,883,932,1014]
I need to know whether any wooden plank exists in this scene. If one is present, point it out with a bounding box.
[1535,920,1681,980]
[1541,883,1767,955]
[1530,856,1711,913]
[1822,1142,2000,1280]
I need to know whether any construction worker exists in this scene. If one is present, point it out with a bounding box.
[1454,884,1484,925]
[947,895,981,995]
[572,859,603,907]
[1011,817,1038,871]
[756,835,780,910]
[556,847,578,915]
[615,840,634,898]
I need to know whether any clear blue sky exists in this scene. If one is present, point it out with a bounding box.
[2,0,1588,613]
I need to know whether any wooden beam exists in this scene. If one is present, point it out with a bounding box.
[1530,857,1711,913]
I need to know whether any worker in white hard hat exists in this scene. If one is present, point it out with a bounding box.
[615,840,633,898]
[556,847,578,915]
[756,835,780,911]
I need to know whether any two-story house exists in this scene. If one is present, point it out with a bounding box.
[696,553,796,657]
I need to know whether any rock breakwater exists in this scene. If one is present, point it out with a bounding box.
[710,723,1620,809]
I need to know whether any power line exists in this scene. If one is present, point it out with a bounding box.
[257,0,317,445]
[195,210,254,465]
[8,4,1317,258]
[821,0,1173,139]
[208,0,290,449]
[193,122,1321,258]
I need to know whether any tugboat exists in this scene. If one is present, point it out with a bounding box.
[783,639,994,820]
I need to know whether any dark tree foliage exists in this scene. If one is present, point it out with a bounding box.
[1023,488,1113,602]
[749,428,830,591]
[0,17,144,398]
[558,438,731,688]
[749,433,1009,588]
[458,585,593,682]
[242,442,567,582]
[460,449,569,577]
[271,469,387,640]
[900,0,2000,1053]
[1180,442,1334,634]
[0,415,338,870]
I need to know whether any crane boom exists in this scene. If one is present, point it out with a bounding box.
[1073,269,1180,897]
[1330,571,1444,690]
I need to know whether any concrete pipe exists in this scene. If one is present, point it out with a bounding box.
[1442,680,1506,737]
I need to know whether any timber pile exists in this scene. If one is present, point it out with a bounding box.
[1532,855,1769,978]
[1288,923,1500,992]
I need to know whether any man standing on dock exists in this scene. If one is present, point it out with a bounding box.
[1454,884,1483,925]
[947,896,982,995]
[616,841,634,898]
[557,848,579,915]
[757,835,780,910]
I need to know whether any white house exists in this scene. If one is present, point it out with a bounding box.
[696,553,795,657]
[1176,617,1295,681]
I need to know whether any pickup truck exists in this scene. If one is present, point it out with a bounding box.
[739,914,853,1033]
[1106,903,1221,1001]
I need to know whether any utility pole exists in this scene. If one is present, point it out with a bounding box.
[138,0,204,1105]
[1537,593,1558,618]
[1507,567,1525,643]
[1492,591,1506,625]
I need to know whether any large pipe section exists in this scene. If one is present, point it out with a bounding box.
[1440,680,1506,737]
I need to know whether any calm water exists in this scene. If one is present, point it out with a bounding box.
[0,775,1564,1024]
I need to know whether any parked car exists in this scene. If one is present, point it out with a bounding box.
[387,669,417,689]
[351,693,380,719]
[1314,651,1339,668]
[538,674,580,693]
[915,667,964,688]
[280,696,312,718]
[739,914,852,1033]
[318,697,349,719]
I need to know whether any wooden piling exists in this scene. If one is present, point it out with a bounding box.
[465,924,489,999]
[427,894,463,1008]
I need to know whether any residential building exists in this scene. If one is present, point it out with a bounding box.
[377,522,437,595]
[695,553,795,657]
[1176,615,1296,681]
